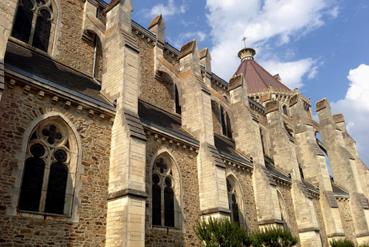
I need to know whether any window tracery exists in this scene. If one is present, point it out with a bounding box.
[18,121,72,215]
[152,157,177,227]
[227,178,240,224]
[12,0,53,52]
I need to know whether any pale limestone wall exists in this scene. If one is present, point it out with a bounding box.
[291,96,344,240]
[0,83,112,246]
[277,185,300,241]
[228,82,283,227]
[266,102,322,246]
[317,99,369,243]
[178,42,229,215]
[0,0,17,102]
[337,199,356,243]
[103,2,147,247]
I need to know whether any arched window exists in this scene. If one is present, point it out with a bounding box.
[282,105,288,115]
[152,156,179,227]
[18,119,76,215]
[277,190,291,230]
[220,106,232,139]
[174,85,181,114]
[227,178,240,224]
[92,36,103,81]
[12,0,53,52]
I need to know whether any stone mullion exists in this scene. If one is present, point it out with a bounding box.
[39,143,52,213]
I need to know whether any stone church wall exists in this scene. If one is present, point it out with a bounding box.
[277,185,300,240]
[145,135,201,247]
[0,83,112,246]
[53,0,96,77]
[313,198,329,247]
[138,39,175,114]
[225,165,259,231]
[338,199,356,243]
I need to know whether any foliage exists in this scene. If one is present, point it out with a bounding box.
[194,218,251,247]
[194,218,299,247]
[330,239,355,247]
[251,227,298,247]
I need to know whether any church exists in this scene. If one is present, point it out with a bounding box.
[0,0,369,246]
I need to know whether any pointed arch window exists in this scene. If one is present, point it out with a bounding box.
[152,157,178,227]
[12,0,53,52]
[227,178,240,224]
[174,85,181,115]
[18,120,76,215]
[220,106,232,139]
[92,36,103,81]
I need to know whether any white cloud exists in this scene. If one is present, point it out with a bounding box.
[173,31,207,48]
[261,58,317,89]
[332,64,369,165]
[206,0,338,83]
[149,0,187,18]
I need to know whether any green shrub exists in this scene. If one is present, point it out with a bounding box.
[251,227,298,247]
[194,218,251,247]
[330,239,355,247]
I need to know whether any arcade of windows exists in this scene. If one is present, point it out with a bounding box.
[18,120,75,216]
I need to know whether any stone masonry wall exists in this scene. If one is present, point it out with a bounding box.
[54,0,95,77]
[337,200,356,243]
[138,39,175,113]
[226,166,259,231]
[145,135,201,247]
[277,185,300,240]
[0,82,112,246]
[313,199,329,247]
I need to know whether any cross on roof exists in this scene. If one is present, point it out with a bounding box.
[242,37,247,48]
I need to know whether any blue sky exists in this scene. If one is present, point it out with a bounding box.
[129,0,369,165]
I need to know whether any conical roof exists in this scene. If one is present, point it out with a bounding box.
[234,48,291,94]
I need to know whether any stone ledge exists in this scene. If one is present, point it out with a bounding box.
[108,189,148,201]
[258,218,285,226]
[327,232,345,238]
[298,227,320,233]
[200,207,231,216]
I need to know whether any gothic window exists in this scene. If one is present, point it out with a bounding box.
[18,121,73,215]
[227,178,240,224]
[152,157,177,227]
[260,128,266,155]
[282,105,288,116]
[175,85,181,115]
[220,106,233,139]
[12,0,53,52]
[93,36,103,81]
[299,164,305,180]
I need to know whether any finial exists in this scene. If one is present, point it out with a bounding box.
[242,37,247,48]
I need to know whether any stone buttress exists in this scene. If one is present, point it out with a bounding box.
[290,94,345,243]
[317,98,369,245]
[266,100,322,247]
[0,0,18,102]
[103,1,147,246]
[227,73,284,229]
[178,40,230,218]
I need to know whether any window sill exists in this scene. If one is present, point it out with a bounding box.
[9,37,50,57]
[17,210,72,222]
[151,225,182,232]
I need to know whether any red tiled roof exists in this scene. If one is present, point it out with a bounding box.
[234,59,291,94]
